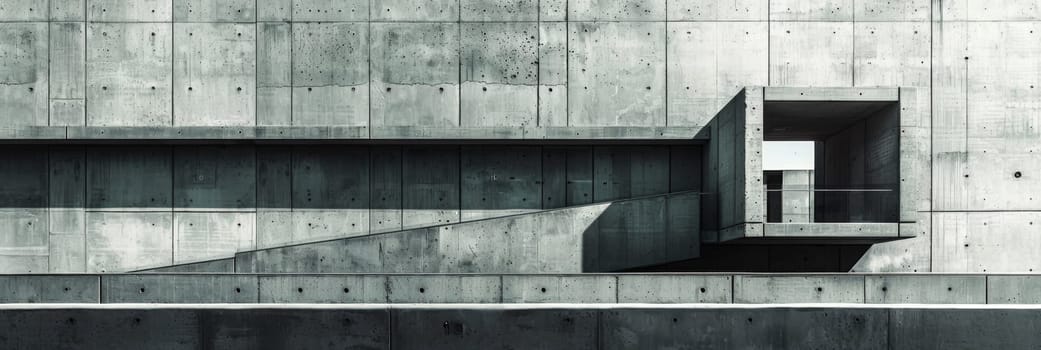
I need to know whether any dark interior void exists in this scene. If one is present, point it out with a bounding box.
[764,171,783,222]
[764,101,900,223]
[627,244,872,272]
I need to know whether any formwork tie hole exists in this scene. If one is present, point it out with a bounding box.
[419,288,425,293]
[297,288,303,293]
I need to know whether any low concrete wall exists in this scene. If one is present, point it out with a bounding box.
[2,305,1041,349]
[3,274,1039,305]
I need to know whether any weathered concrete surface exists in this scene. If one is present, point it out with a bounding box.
[86,23,172,126]
[0,275,99,303]
[734,275,865,303]
[236,192,699,273]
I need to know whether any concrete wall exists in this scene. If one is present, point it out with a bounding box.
[0,145,699,273]
[3,273,1038,304]
[2,0,1041,273]
[8,304,1041,349]
[818,104,900,222]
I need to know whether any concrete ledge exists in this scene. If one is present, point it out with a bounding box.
[764,87,900,101]
[762,223,900,238]
[0,126,708,142]
[6,274,1041,305]
[2,304,1041,349]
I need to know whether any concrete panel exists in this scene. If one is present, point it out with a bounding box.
[49,147,86,273]
[0,209,48,273]
[988,276,1041,304]
[371,23,460,126]
[51,0,86,21]
[86,147,172,210]
[0,308,388,349]
[617,275,731,303]
[0,276,99,303]
[86,212,173,272]
[101,275,258,303]
[291,146,369,242]
[392,308,597,350]
[0,23,47,127]
[602,308,887,349]
[258,0,291,21]
[542,147,567,209]
[593,146,669,202]
[865,275,985,304]
[891,309,1041,349]
[256,147,291,248]
[540,0,566,20]
[670,146,701,192]
[0,147,47,208]
[931,21,969,211]
[461,146,542,220]
[402,146,460,229]
[538,22,567,126]
[292,0,367,21]
[854,22,929,88]
[260,275,387,303]
[593,196,675,271]
[769,0,852,20]
[173,146,255,210]
[174,0,255,22]
[567,147,594,206]
[769,22,853,87]
[569,22,665,126]
[502,275,616,303]
[933,212,1041,272]
[173,212,255,264]
[941,0,1041,21]
[666,0,767,20]
[86,23,172,126]
[734,275,865,303]
[666,22,715,128]
[460,22,537,127]
[257,23,291,126]
[568,0,665,20]
[388,275,501,303]
[173,23,256,126]
[88,0,173,21]
[461,0,537,21]
[371,146,403,233]
[762,223,898,238]
[854,0,928,21]
[0,0,47,20]
[292,22,368,126]
[50,22,85,126]
[372,0,459,21]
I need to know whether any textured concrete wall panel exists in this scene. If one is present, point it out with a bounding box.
[292,22,368,126]
[734,275,864,303]
[0,23,47,127]
[933,212,1041,272]
[257,22,291,125]
[0,0,48,21]
[49,147,86,272]
[593,146,669,201]
[260,275,386,303]
[86,23,172,126]
[461,0,538,21]
[540,0,567,20]
[292,0,368,22]
[502,275,616,303]
[0,276,98,303]
[173,212,255,264]
[568,0,665,21]
[291,146,370,242]
[174,0,256,22]
[666,0,767,21]
[88,0,172,22]
[86,147,172,210]
[460,22,537,127]
[257,0,291,21]
[461,146,541,220]
[51,0,86,21]
[371,23,460,126]
[865,275,985,303]
[769,0,852,21]
[769,22,853,87]
[616,274,731,303]
[569,22,665,126]
[101,274,258,303]
[854,0,929,21]
[50,22,85,126]
[370,146,403,233]
[988,276,1041,303]
[538,22,567,126]
[941,0,1041,21]
[86,212,173,272]
[388,275,501,303]
[372,0,459,21]
[173,146,255,210]
[392,308,597,350]
[402,146,460,229]
[173,23,256,126]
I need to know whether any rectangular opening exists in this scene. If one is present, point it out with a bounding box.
[763,100,900,223]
